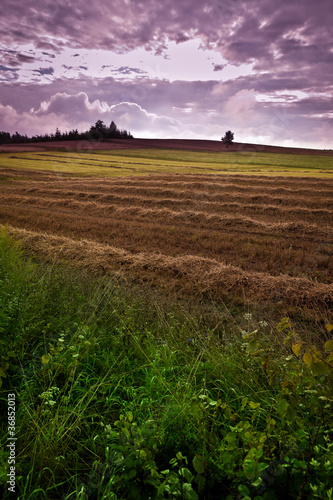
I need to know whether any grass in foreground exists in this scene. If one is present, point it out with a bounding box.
[0,228,332,499]
[0,148,332,177]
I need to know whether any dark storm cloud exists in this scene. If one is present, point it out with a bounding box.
[1,0,332,68]
[0,49,36,68]
[33,67,54,76]
[0,0,332,146]
[1,0,331,107]
[111,66,147,76]
[0,65,18,72]
[213,64,226,72]
[17,54,36,63]
[42,51,56,58]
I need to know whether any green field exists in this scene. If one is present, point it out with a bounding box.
[1,148,333,177]
[0,230,332,500]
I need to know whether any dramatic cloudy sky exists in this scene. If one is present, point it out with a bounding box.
[1,0,332,148]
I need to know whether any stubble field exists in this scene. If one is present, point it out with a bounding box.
[1,144,333,312]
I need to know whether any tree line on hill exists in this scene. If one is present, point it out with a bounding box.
[0,120,133,145]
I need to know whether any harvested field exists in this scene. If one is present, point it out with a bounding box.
[1,164,333,310]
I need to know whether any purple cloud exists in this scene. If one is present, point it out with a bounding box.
[0,0,332,147]
[111,66,147,75]
[213,64,226,72]
[33,67,54,76]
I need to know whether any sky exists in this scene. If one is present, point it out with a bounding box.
[0,0,332,148]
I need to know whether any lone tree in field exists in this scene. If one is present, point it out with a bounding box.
[221,130,234,148]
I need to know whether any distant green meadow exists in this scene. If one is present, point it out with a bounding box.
[0,148,333,177]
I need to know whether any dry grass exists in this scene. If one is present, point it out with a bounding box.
[3,225,333,312]
[1,168,332,309]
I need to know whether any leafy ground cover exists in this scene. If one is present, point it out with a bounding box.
[0,228,332,499]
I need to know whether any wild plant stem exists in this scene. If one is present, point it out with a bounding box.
[299,423,321,500]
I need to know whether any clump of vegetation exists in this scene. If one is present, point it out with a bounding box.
[0,119,133,145]
[0,227,332,499]
[221,130,234,148]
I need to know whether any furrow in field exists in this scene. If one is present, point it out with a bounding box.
[0,202,331,284]
[1,180,333,210]
[4,181,331,208]
[4,224,333,309]
[1,186,332,225]
[15,174,333,198]
[66,177,333,196]
[3,166,333,192]
[0,193,332,240]
[36,172,333,189]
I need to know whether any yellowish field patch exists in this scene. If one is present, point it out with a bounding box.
[0,148,332,177]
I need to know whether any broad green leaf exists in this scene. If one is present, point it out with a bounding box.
[193,455,205,475]
[326,352,333,363]
[312,361,329,376]
[258,462,269,472]
[243,330,258,340]
[196,475,206,494]
[252,477,263,488]
[241,397,248,410]
[243,459,256,478]
[176,451,187,463]
[249,401,260,410]
[157,480,167,495]
[182,483,198,500]
[292,342,303,357]
[310,346,321,363]
[277,317,291,331]
[247,339,260,354]
[326,324,333,332]
[0,368,7,378]
[325,339,333,351]
[238,484,250,496]
[225,432,237,450]
[42,354,52,365]
[277,399,289,415]
[303,351,313,368]
[266,417,276,429]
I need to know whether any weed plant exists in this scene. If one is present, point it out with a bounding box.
[0,227,332,499]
